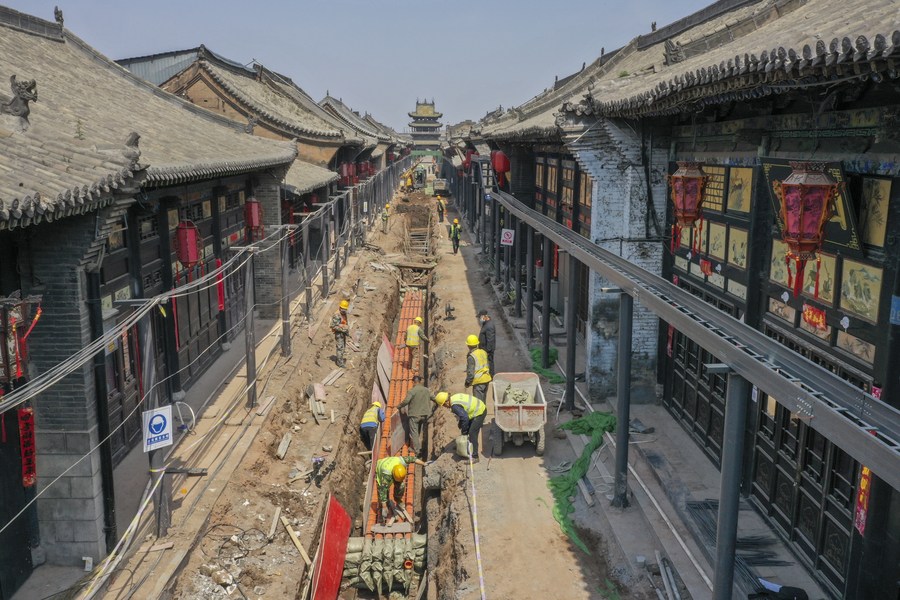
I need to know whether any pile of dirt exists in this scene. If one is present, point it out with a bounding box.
[172,246,402,599]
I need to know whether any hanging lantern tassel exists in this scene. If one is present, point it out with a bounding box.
[22,306,42,341]
[814,255,822,299]
[216,259,225,312]
[10,317,22,379]
[693,214,704,255]
[786,252,806,299]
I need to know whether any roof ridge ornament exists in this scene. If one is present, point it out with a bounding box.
[0,75,37,133]
[53,5,63,27]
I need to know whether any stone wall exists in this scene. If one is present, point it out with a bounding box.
[21,212,106,564]
[252,169,288,320]
[564,118,667,402]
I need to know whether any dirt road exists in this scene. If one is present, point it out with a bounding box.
[427,202,610,599]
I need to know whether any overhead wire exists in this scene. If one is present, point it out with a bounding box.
[6,162,406,597]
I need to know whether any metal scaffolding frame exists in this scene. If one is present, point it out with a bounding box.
[488,188,900,492]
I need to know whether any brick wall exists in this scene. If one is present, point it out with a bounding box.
[563,119,667,402]
[21,213,107,564]
[253,169,287,319]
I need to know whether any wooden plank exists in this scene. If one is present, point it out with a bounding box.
[256,395,277,416]
[321,369,342,386]
[268,507,282,541]
[276,432,292,460]
[328,370,345,386]
[281,516,312,566]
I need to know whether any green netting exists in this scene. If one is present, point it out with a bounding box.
[547,412,617,554]
[529,347,565,383]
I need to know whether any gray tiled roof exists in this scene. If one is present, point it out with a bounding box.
[0,7,296,230]
[198,60,344,140]
[565,0,900,119]
[319,95,388,143]
[482,0,900,138]
[283,160,339,195]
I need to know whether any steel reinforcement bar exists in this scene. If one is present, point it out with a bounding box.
[491,189,900,491]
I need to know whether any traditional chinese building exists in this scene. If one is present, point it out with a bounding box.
[408,99,442,152]
[466,0,900,596]
[0,7,297,595]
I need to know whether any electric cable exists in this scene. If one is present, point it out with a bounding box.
[7,169,407,595]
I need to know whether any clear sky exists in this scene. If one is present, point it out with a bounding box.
[7,0,714,131]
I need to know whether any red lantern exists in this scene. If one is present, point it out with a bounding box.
[668,162,708,253]
[464,150,478,171]
[772,161,840,297]
[244,198,264,241]
[174,220,202,270]
[491,151,511,188]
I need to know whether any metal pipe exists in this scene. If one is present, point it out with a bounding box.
[322,216,330,298]
[280,234,291,357]
[138,310,169,536]
[612,291,633,508]
[526,226,534,337]
[493,201,501,284]
[303,221,312,319]
[541,237,552,369]
[713,371,750,599]
[244,253,257,409]
[515,220,523,317]
[565,254,578,411]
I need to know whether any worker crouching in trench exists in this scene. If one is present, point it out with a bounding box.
[375,455,427,525]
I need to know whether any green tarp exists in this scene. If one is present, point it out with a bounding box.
[547,412,617,554]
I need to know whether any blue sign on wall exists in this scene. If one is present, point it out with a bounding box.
[891,295,900,326]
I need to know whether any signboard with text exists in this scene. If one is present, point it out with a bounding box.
[500,228,515,246]
[142,405,173,453]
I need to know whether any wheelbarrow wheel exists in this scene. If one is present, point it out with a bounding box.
[535,426,545,457]
[492,424,503,456]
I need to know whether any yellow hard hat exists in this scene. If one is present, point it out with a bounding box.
[453,218,459,224]
[392,464,407,482]
[414,316,423,323]
[339,300,349,310]
[372,401,382,408]
[435,392,449,406]
[466,334,479,347]
[385,204,390,209]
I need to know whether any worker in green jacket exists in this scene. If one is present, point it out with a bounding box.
[397,375,434,458]
[450,219,461,254]
[376,455,427,524]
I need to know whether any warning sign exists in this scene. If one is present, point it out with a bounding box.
[500,228,515,246]
[142,405,173,452]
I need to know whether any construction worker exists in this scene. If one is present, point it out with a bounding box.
[436,197,445,223]
[397,375,434,458]
[404,316,430,371]
[359,400,384,451]
[450,218,461,254]
[477,309,496,376]
[376,455,427,524]
[435,391,487,462]
[465,334,492,401]
[330,299,350,368]
[381,203,390,233]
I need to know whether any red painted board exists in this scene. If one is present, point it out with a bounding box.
[311,495,352,600]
